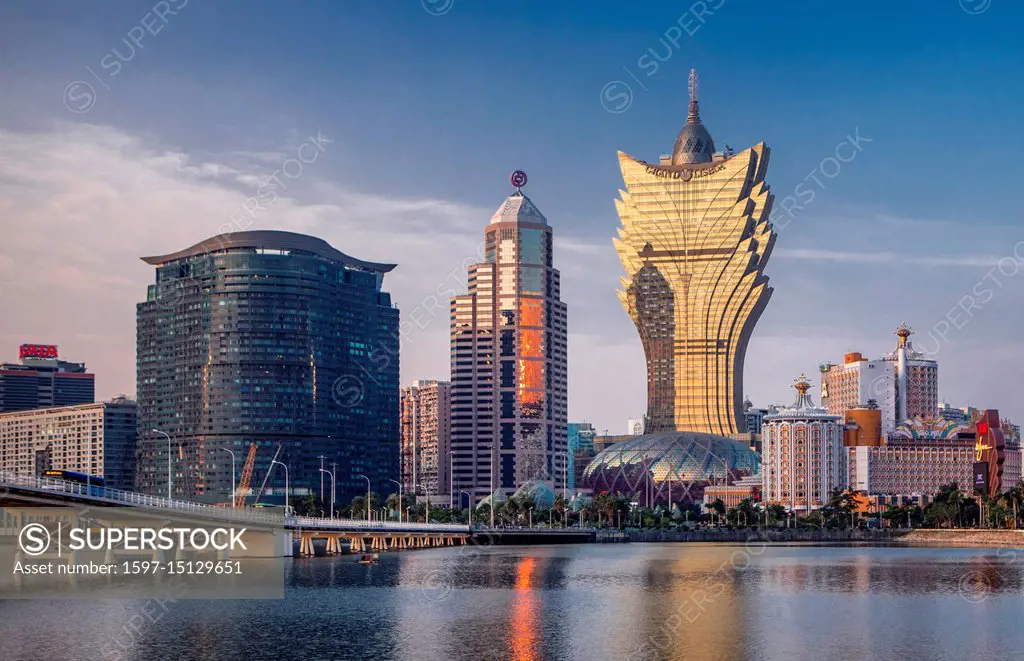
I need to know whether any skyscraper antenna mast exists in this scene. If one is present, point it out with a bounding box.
[689,68,698,103]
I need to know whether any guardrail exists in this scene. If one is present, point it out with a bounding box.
[293,515,468,532]
[0,471,469,532]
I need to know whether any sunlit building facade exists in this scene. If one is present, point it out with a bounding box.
[883,323,938,423]
[400,380,451,500]
[0,397,137,489]
[450,177,568,501]
[613,70,775,436]
[848,416,1022,496]
[762,376,845,512]
[820,352,896,435]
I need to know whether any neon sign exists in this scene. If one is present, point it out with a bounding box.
[19,344,58,359]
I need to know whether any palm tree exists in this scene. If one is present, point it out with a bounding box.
[942,483,965,527]
[1001,482,1024,529]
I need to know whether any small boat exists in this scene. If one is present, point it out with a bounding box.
[355,553,381,565]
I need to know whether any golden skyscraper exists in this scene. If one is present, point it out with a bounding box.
[613,70,775,436]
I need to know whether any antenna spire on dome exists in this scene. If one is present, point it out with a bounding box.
[687,68,701,123]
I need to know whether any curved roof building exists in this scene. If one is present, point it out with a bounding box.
[136,230,399,504]
[582,431,760,506]
[613,69,775,436]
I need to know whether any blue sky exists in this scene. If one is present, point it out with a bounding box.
[1,0,1023,431]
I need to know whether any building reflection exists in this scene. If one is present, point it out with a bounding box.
[628,548,749,661]
[510,556,539,661]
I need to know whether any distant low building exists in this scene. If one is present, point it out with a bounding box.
[627,418,645,436]
[594,434,633,453]
[703,474,762,509]
[848,416,1022,497]
[0,397,137,489]
[567,422,597,488]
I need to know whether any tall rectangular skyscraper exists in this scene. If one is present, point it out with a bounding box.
[450,173,568,503]
[136,231,399,504]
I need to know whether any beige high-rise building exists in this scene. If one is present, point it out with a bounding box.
[613,70,775,436]
[450,173,568,503]
[399,380,451,500]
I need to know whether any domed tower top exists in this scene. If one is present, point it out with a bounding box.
[895,321,913,348]
[671,69,716,165]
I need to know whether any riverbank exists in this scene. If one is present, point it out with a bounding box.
[625,529,907,544]
[623,528,1024,548]
[899,528,1024,548]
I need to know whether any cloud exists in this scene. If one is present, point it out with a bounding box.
[776,248,1001,267]
[0,122,494,403]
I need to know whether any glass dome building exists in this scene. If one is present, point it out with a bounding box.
[582,431,760,506]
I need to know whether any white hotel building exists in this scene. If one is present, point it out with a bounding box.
[762,376,846,512]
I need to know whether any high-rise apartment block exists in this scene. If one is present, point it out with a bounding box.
[400,380,451,500]
[0,397,138,489]
[136,231,399,504]
[821,324,938,435]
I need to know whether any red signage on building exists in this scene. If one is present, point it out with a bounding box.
[19,344,58,359]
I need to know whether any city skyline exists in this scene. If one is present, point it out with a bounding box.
[3,2,1024,434]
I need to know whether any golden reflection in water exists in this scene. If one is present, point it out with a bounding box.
[510,556,539,661]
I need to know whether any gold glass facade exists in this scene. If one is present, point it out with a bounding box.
[614,85,775,436]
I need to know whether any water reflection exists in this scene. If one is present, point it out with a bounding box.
[0,544,1022,661]
[511,556,538,661]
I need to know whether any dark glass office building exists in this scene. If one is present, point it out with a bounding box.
[0,345,95,413]
[136,231,399,506]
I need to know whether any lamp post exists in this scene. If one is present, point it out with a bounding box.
[271,459,289,513]
[221,447,236,507]
[356,474,371,524]
[152,429,172,500]
[448,449,455,509]
[387,478,403,522]
[319,467,335,518]
[460,490,473,526]
[414,483,430,524]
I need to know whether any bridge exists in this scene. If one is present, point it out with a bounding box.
[0,471,469,557]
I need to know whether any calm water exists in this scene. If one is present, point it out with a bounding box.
[2,543,1023,661]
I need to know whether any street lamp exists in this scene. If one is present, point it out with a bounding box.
[448,449,455,509]
[414,483,430,524]
[221,447,236,508]
[271,459,289,514]
[387,478,403,522]
[460,490,473,526]
[356,474,371,524]
[319,467,335,518]
[152,429,172,500]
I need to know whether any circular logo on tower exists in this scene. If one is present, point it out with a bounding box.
[510,170,528,189]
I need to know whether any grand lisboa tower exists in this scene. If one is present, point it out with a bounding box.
[585,70,769,505]
[613,69,775,438]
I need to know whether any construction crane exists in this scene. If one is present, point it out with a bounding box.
[234,443,258,509]
[252,443,283,507]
